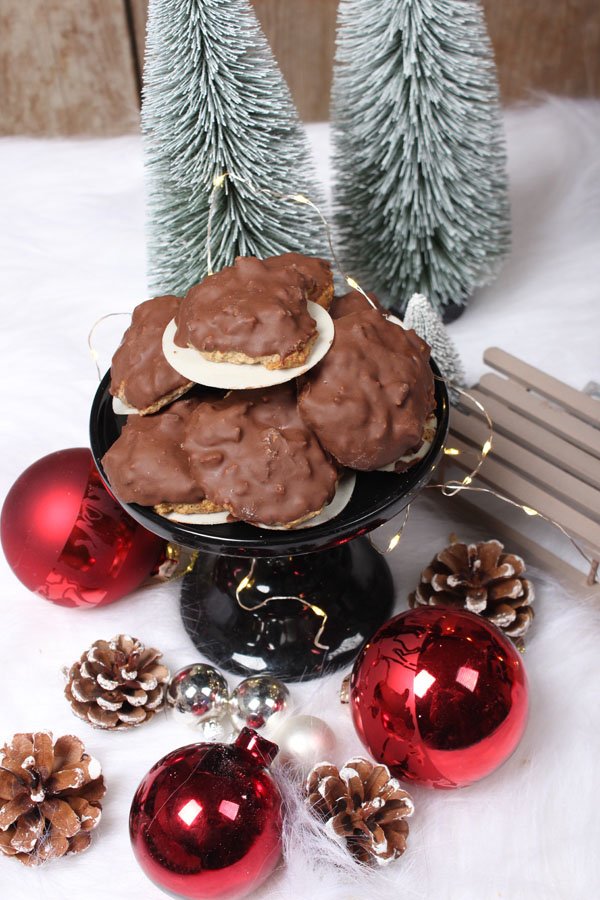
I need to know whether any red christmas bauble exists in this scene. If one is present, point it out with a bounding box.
[130,729,282,900]
[1,448,164,607]
[350,607,528,789]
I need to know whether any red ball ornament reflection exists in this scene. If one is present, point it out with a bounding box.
[130,729,282,900]
[1,448,164,607]
[350,607,528,789]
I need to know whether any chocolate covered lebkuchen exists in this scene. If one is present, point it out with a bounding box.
[101,398,222,515]
[298,308,435,471]
[110,295,193,414]
[174,256,318,370]
[329,289,383,320]
[182,383,339,527]
[264,253,334,309]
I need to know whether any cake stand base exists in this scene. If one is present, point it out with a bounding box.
[179,537,395,681]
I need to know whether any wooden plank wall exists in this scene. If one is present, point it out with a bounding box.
[0,0,599,135]
[483,0,600,102]
[0,0,139,136]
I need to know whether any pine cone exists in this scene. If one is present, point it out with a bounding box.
[0,732,105,865]
[409,539,534,648]
[306,758,414,866]
[65,635,169,730]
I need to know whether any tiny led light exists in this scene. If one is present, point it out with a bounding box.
[444,447,461,456]
[237,574,252,593]
[387,533,401,552]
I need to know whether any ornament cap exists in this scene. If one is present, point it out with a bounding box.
[235,727,278,767]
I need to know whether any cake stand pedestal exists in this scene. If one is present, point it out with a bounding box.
[90,367,448,680]
[179,538,393,679]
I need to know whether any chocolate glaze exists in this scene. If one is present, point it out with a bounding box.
[264,253,333,303]
[182,383,339,525]
[110,295,191,410]
[101,399,205,507]
[298,309,435,470]
[330,289,383,319]
[174,256,317,362]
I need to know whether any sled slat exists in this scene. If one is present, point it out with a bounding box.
[447,349,600,584]
[478,373,600,458]
[446,435,600,555]
[465,389,600,489]
[449,407,600,522]
[483,347,600,427]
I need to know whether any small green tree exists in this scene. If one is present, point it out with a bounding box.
[332,0,510,314]
[404,293,465,399]
[143,0,328,295]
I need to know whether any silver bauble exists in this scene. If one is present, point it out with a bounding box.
[167,664,230,729]
[229,675,290,732]
[267,714,336,773]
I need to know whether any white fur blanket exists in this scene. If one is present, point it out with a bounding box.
[0,99,599,899]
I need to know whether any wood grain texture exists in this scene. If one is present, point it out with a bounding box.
[253,0,337,121]
[1,1,599,134]
[482,0,600,102]
[127,0,148,97]
[130,1,600,120]
[0,0,139,136]
[129,0,337,121]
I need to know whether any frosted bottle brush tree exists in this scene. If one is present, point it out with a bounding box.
[143,0,328,295]
[404,293,465,401]
[332,0,511,316]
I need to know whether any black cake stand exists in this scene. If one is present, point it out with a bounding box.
[90,365,448,681]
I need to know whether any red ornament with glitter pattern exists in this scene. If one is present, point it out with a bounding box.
[1,448,164,607]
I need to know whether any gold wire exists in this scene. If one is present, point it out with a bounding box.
[438,381,494,496]
[87,312,132,381]
[367,504,413,555]
[426,482,598,574]
[235,559,330,651]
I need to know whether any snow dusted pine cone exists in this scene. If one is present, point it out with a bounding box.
[306,758,414,865]
[409,538,534,649]
[0,732,105,865]
[65,635,170,730]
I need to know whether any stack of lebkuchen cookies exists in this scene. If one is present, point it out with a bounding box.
[102,253,436,529]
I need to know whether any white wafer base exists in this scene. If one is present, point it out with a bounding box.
[377,413,437,472]
[112,396,139,416]
[160,471,356,531]
[258,471,357,531]
[385,313,404,327]
[161,301,334,390]
[164,509,230,525]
